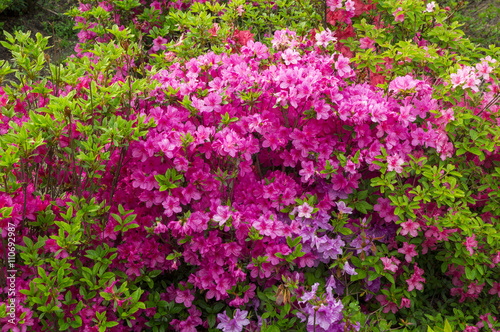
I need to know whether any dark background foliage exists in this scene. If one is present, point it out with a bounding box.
[0,0,498,64]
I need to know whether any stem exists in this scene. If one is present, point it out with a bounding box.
[313,310,317,332]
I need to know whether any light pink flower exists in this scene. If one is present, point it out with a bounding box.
[424,1,435,12]
[297,202,314,219]
[387,154,404,173]
[315,28,336,47]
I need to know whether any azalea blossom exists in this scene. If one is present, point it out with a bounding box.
[297,202,314,219]
[336,201,353,214]
[393,7,404,22]
[400,220,420,237]
[424,1,436,12]
[387,154,404,173]
[217,309,250,332]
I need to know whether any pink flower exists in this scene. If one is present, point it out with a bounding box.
[381,256,400,273]
[375,294,399,313]
[400,298,411,308]
[213,206,232,226]
[359,37,375,49]
[398,242,418,263]
[387,154,404,173]
[464,234,478,256]
[154,222,167,234]
[344,0,355,11]
[175,289,195,308]
[400,220,420,237]
[489,282,500,297]
[281,48,300,65]
[389,75,417,92]
[327,0,343,10]
[315,29,336,47]
[424,1,435,12]
[208,23,220,37]
[406,264,425,291]
[162,196,182,217]
[463,74,481,93]
[297,202,314,219]
[476,61,493,80]
[335,55,352,78]
[299,161,316,182]
[393,7,404,22]
[242,40,269,59]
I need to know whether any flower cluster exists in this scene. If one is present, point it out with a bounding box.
[0,0,499,331]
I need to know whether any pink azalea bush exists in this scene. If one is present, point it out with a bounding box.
[0,0,499,331]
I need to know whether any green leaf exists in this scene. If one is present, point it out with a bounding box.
[354,201,372,214]
[444,320,452,332]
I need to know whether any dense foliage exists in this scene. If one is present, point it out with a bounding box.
[0,0,499,331]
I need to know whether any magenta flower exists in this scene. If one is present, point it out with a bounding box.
[489,282,500,297]
[400,220,420,237]
[150,0,162,13]
[213,206,231,226]
[400,298,411,308]
[375,294,398,313]
[406,264,425,291]
[335,55,352,78]
[464,234,478,256]
[381,256,400,273]
[217,309,250,332]
[151,36,168,52]
[175,289,194,308]
[202,92,222,113]
[154,222,167,234]
[359,37,375,49]
[299,161,316,182]
[398,242,418,263]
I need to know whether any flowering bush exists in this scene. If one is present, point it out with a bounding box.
[0,0,499,331]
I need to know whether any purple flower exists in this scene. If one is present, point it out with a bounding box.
[297,285,344,332]
[343,262,357,276]
[336,201,353,214]
[217,309,250,332]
